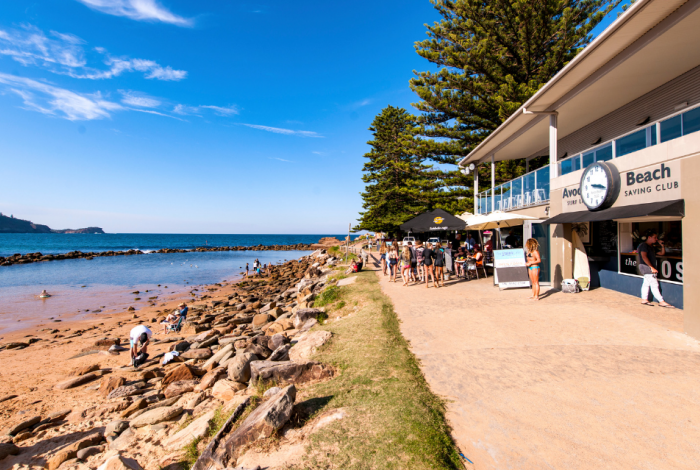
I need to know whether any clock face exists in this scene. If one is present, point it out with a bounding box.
[581,164,609,209]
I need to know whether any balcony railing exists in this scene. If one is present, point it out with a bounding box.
[476,165,550,215]
[558,104,700,176]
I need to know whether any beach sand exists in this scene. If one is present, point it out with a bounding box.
[0,276,241,433]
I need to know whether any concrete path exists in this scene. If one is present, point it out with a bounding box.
[371,254,700,470]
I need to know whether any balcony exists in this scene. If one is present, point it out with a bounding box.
[476,165,550,215]
[558,104,700,176]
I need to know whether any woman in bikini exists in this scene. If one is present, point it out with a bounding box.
[400,245,412,286]
[525,238,541,301]
[379,241,388,276]
[388,245,399,282]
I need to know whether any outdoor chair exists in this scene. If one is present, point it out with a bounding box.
[166,315,185,334]
[466,258,478,280]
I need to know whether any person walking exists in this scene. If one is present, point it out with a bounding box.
[415,241,425,282]
[400,245,412,286]
[434,242,445,287]
[387,245,399,282]
[525,238,541,301]
[379,241,388,276]
[408,242,417,282]
[422,242,437,288]
[245,263,249,278]
[637,229,675,308]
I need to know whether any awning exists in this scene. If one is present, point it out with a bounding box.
[400,209,466,233]
[464,210,539,230]
[543,200,684,225]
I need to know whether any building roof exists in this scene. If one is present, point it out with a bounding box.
[459,0,700,166]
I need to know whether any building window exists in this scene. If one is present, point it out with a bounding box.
[616,128,648,158]
[618,220,683,284]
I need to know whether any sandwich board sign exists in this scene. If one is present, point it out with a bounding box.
[493,249,530,289]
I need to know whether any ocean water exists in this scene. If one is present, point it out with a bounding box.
[0,233,351,333]
[0,233,350,257]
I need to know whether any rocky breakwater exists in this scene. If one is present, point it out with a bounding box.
[0,243,313,267]
[0,249,341,469]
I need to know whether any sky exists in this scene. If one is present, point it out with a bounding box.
[0,1,626,234]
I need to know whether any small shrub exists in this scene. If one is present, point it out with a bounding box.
[315,286,340,307]
[182,437,202,470]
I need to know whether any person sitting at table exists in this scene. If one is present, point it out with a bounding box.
[455,249,467,277]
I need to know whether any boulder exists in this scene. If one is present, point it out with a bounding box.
[55,373,100,390]
[212,380,246,401]
[163,380,197,399]
[163,410,215,451]
[196,367,227,392]
[7,415,40,436]
[106,385,141,400]
[12,432,32,443]
[292,309,321,330]
[70,364,100,376]
[47,432,103,470]
[276,318,294,330]
[120,398,147,418]
[269,344,291,362]
[264,323,286,336]
[289,330,332,362]
[173,341,190,353]
[243,343,271,360]
[76,445,103,460]
[109,427,135,452]
[252,314,271,330]
[0,442,20,460]
[250,361,333,385]
[99,376,126,397]
[267,307,284,319]
[267,334,285,352]
[162,364,196,387]
[104,420,129,437]
[180,348,212,360]
[217,386,296,462]
[202,344,234,369]
[96,454,143,470]
[227,353,258,383]
[130,406,183,428]
[263,387,281,398]
[47,409,72,422]
[259,301,276,313]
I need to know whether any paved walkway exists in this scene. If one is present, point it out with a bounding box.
[371,254,700,470]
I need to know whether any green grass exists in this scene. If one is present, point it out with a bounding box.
[290,270,462,470]
[314,285,340,307]
[182,437,202,470]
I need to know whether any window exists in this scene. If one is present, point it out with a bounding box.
[684,107,700,135]
[582,151,595,167]
[595,143,613,162]
[660,115,682,143]
[616,128,647,157]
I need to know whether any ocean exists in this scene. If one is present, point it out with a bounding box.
[0,233,352,333]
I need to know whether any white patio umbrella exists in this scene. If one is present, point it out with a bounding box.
[464,210,538,230]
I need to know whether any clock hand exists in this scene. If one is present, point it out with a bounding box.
[591,184,605,189]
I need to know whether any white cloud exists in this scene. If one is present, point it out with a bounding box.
[0,25,187,81]
[242,124,323,138]
[0,73,122,120]
[0,73,185,122]
[172,104,238,117]
[269,157,293,163]
[75,0,192,26]
[312,151,328,156]
[119,90,160,107]
[199,105,238,116]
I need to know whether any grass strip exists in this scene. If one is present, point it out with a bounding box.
[292,269,462,469]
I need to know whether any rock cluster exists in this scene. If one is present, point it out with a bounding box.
[0,243,314,267]
[1,249,339,470]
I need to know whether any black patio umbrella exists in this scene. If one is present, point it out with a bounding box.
[399,209,466,233]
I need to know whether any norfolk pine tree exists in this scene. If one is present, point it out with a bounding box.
[355,106,433,235]
[410,0,621,212]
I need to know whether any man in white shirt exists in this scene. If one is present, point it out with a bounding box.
[129,325,152,367]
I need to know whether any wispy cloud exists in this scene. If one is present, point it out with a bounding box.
[0,73,185,122]
[242,124,323,138]
[0,25,187,81]
[347,98,371,110]
[312,151,328,156]
[120,90,160,107]
[75,0,192,26]
[172,104,238,117]
[0,73,122,120]
[268,157,293,163]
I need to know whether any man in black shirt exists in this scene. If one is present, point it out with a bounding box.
[637,229,674,308]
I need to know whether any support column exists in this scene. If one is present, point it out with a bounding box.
[550,114,558,178]
[491,154,495,213]
[474,164,479,214]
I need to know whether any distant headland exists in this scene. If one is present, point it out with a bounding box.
[0,213,105,234]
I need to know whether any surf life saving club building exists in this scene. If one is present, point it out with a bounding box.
[459,0,700,337]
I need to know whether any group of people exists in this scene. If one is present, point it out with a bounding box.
[246,259,268,278]
[379,240,450,288]
[378,237,543,300]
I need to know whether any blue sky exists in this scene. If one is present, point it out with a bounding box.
[0,1,625,234]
